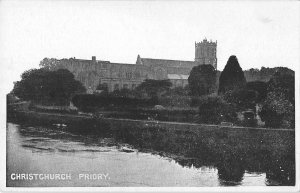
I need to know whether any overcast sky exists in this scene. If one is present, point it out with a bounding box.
[0,0,299,94]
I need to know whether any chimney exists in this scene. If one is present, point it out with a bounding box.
[92,56,96,62]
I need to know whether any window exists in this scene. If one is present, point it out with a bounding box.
[126,72,132,79]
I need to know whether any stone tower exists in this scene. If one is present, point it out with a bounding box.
[195,38,217,69]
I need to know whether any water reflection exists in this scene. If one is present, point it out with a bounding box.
[6,119,295,187]
[113,124,295,186]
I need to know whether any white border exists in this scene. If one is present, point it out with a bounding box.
[0,0,299,192]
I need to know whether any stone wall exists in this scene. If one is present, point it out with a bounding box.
[52,56,195,92]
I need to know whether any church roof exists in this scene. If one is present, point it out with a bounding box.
[167,74,189,80]
[110,62,136,66]
[140,58,196,68]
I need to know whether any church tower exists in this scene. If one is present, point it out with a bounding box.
[195,38,217,69]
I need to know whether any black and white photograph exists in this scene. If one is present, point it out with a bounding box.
[1,0,299,191]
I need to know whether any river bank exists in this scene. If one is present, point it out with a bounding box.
[7,110,296,186]
[8,110,294,132]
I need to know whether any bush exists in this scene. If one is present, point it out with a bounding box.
[197,95,237,124]
[72,94,157,112]
[188,64,217,96]
[259,92,294,128]
[136,79,172,98]
[259,68,295,129]
[158,96,191,108]
[246,81,268,103]
[222,88,257,111]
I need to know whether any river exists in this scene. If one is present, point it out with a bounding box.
[6,122,294,187]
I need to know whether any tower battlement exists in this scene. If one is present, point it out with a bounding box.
[195,38,217,47]
[195,38,217,69]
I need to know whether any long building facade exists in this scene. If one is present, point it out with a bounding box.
[51,39,217,92]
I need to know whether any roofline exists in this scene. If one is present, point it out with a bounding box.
[141,57,195,63]
[110,62,136,66]
[59,58,110,63]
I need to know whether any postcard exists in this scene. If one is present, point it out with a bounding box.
[1,0,299,192]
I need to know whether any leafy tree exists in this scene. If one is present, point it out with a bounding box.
[188,64,217,96]
[259,67,295,128]
[136,79,172,99]
[259,92,294,128]
[218,55,246,94]
[246,81,268,103]
[267,67,294,105]
[12,68,86,105]
[222,81,267,111]
[164,85,189,97]
[259,67,278,81]
[39,58,61,70]
[111,88,138,98]
[197,95,237,124]
[223,88,257,111]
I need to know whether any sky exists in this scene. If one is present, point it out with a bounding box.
[0,0,299,94]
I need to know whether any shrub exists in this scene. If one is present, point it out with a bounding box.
[188,64,217,96]
[259,68,295,129]
[222,88,257,111]
[136,79,172,98]
[72,94,157,112]
[259,92,294,128]
[246,81,268,103]
[197,95,237,124]
[158,96,191,108]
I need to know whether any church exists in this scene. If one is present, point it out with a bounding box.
[52,38,217,92]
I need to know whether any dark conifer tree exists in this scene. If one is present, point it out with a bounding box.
[218,55,246,94]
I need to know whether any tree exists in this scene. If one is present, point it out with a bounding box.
[246,81,268,103]
[259,91,294,128]
[39,58,61,70]
[259,68,295,128]
[165,85,189,97]
[12,68,86,105]
[188,64,217,96]
[222,81,268,111]
[218,55,246,94]
[197,95,237,124]
[223,88,257,111]
[267,67,294,105]
[111,88,137,98]
[136,79,172,99]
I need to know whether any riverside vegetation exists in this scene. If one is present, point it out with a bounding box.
[9,55,294,129]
